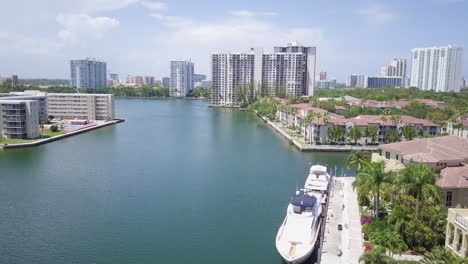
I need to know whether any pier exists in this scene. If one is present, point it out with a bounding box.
[319,177,363,264]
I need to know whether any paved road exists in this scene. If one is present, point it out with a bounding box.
[320,177,363,264]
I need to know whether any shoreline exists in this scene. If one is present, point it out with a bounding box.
[255,112,379,152]
[1,119,125,150]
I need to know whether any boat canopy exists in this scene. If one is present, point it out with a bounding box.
[291,193,317,207]
[310,165,327,175]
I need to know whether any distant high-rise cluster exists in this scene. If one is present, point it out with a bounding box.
[317,71,327,81]
[380,59,407,79]
[410,45,463,92]
[126,75,155,86]
[11,75,19,85]
[346,75,366,88]
[162,77,170,88]
[211,42,316,106]
[70,58,107,89]
[170,61,194,97]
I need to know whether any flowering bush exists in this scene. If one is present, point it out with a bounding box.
[364,244,372,251]
[361,217,371,224]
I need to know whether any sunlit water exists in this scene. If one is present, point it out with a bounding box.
[0,99,352,264]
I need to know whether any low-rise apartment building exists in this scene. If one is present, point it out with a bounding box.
[446,208,468,258]
[47,93,115,120]
[446,119,468,139]
[0,100,40,139]
[276,102,439,144]
[373,136,468,207]
[0,90,47,120]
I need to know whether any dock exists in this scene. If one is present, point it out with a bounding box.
[319,177,363,264]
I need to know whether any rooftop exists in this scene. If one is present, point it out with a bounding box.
[437,164,468,188]
[382,136,468,163]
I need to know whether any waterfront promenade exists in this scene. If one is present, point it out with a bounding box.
[320,177,363,264]
[257,113,379,152]
[1,119,124,149]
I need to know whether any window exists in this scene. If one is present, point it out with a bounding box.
[446,191,453,207]
[385,152,390,159]
[396,155,399,160]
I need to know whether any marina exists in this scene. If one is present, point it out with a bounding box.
[0,99,354,264]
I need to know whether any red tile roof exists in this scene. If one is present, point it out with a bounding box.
[437,164,468,188]
[382,136,468,163]
[414,99,445,108]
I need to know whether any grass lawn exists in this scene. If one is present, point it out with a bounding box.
[0,138,36,145]
[41,131,66,137]
[0,131,66,146]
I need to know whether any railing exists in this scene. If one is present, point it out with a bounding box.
[455,214,468,230]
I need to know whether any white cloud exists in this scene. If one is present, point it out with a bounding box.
[141,1,167,11]
[356,5,396,25]
[150,13,193,27]
[143,15,323,77]
[78,0,141,13]
[56,13,120,43]
[229,10,278,17]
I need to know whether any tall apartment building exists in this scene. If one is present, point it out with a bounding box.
[47,93,115,120]
[211,43,316,106]
[380,59,407,78]
[109,73,119,81]
[0,100,40,139]
[170,61,194,97]
[410,45,463,92]
[364,76,403,88]
[162,77,170,88]
[317,71,327,81]
[193,74,206,82]
[70,58,107,89]
[346,74,366,87]
[315,79,336,89]
[11,75,19,85]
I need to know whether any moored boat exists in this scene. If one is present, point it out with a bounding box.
[275,165,331,264]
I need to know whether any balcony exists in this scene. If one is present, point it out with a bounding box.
[3,122,26,128]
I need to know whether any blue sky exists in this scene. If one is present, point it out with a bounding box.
[0,0,466,82]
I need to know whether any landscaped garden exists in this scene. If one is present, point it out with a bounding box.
[347,150,468,263]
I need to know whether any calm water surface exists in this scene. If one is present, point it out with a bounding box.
[0,99,352,264]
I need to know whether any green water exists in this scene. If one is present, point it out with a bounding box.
[0,99,352,264]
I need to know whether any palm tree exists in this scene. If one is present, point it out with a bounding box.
[390,114,401,126]
[40,119,48,137]
[417,127,425,138]
[421,246,468,264]
[322,112,330,125]
[328,124,344,144]
[303,111,315,142]
[398,164,441,216]
[348,125,362,144]
[364,125,378,145]
[401,124,416,140]
[355,161,393,218]
[347,150,370,171]
[359,246,395,264]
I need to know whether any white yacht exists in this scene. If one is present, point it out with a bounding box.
[275,165,331,264]
[304,165,331,204]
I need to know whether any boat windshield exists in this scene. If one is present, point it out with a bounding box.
[291,193,317,214]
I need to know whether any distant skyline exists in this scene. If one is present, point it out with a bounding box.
[0,0,467,82]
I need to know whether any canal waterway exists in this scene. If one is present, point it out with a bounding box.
[0,99,353,264]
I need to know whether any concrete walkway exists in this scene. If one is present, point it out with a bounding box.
[1,119,124,149]
[321,177,363,264]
